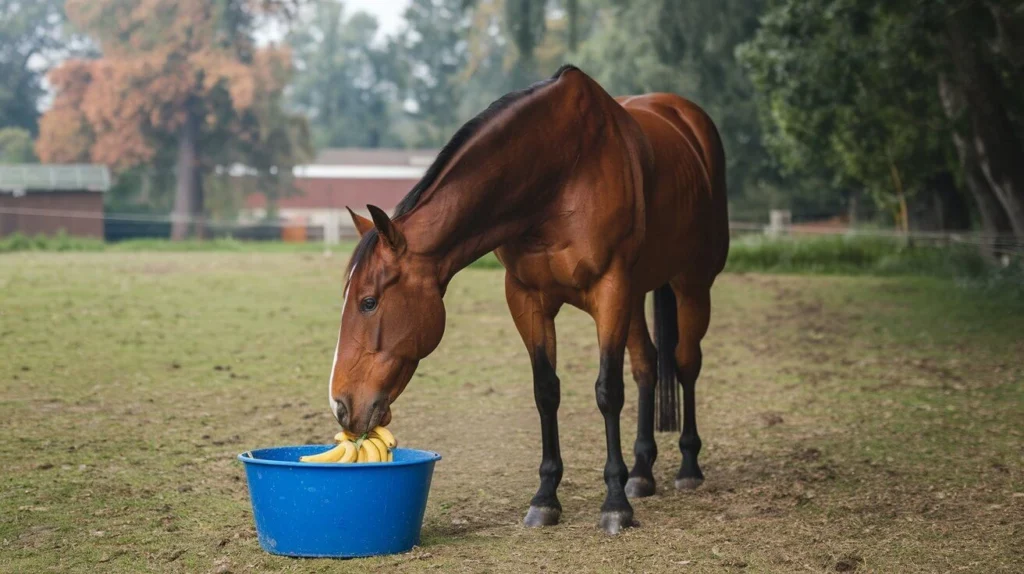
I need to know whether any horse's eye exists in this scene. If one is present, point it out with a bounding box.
[359,297,378,313]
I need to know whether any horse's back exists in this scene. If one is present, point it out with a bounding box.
[616,93,730,289]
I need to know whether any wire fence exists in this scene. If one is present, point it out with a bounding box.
[2,205,1023,256]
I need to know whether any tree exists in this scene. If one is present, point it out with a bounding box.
[462,0,583,90]
[36,0,310,239]
[392,0,474,146]
[0,127,37,162]
[738,0,953,231]
[577,0,783,216]
[460,0,514,114]
[392,0,577,145]
[0,0,75,135]
[740,0,1024,238]
[939,0,1024,236]
[504,0,548,86]
[288,0,403,149]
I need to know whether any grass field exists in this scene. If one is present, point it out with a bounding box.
[1,252,1022,573]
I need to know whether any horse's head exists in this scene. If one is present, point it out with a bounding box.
[328,205,446,433]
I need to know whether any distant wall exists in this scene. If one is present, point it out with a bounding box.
[0,191,104,238]
[242,177,416,212]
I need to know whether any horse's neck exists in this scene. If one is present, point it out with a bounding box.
[402,106,581,288]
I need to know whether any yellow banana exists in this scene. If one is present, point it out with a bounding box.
[336,440,358,463]
[369,426,397,449]
[300,442,351,463]
[367,437,389,461]
[367,438,387,462]
[359,439,382,463]
[334,430,359,442]
[304,428,396,463]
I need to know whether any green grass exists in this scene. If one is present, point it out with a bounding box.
[108,237,337,252]
[0,231,107,253]
[0,233,506,270]
[0,252,1021,573]
[6,233,1020,289]
[725,234,1009,277]
[0,232,344,254]
[726,234,1023,298]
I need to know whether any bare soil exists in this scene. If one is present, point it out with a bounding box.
[1,252,1021,573]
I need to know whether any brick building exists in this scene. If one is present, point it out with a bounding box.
[241,148,437,240]
[0,165,110,238]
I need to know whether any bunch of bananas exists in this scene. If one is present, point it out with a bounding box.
[298,426,397,463]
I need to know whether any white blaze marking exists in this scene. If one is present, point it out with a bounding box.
[329,266,356,420]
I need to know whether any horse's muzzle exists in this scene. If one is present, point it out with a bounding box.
[334,393,390,435]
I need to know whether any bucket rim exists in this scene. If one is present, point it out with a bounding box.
[237,445,441,469]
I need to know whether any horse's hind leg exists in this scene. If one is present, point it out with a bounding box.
[505,272,564,527]
[625,295,658,498]
[588,267,637,534]
[672,284,711,490]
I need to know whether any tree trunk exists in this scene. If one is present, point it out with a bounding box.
[938,72,1014,250]
[138,168,151,205]
[192,164,205,240]
[928,170,971,231]
[945,9,1024,236]
[567,0,579,52]
[171,109,200,241]
[889,162,910,236]
[989,1,1024,71]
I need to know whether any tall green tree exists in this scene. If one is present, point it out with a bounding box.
[504,0,548,86]
[391,0,474,146]
[578,0,784,216]
[738,0,953,230]
[740,0,1024,237]
[939,0,1024,236]
[289,0,403,149]
[0,0,74,135]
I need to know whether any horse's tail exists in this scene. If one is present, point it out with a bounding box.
[653,283,680,432]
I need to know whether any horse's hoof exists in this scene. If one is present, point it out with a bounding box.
[523,505,561,527]
[624,476,656,498]
[598,510,636,535]
[675,476,704,490]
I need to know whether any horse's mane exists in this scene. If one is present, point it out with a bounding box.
[345,64,580,280]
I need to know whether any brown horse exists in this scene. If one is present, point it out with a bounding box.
[329,65,729,534]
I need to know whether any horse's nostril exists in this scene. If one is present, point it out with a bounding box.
[333,395,351,427]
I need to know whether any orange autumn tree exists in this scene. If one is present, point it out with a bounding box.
[37,0,310,239]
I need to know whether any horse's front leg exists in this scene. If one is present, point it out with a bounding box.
[589,275,636,534]
[505,273,563,527]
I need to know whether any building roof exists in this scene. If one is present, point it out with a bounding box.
[227,148,439,181]
[0,164,111,193]
[311,148,439,167]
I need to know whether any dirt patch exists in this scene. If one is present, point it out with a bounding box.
[0,255,1021,573]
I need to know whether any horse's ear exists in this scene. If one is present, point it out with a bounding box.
[366,205,406,254]
[346,206,374,237]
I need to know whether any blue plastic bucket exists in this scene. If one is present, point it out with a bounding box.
[238,445,441,558]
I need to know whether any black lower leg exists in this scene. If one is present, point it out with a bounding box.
[524,348,563,527]
[626,370,657,498]
[596,353,634,533]
[676,350,704,489]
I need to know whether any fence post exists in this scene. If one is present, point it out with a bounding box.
[323,210,340,246]
[767,209,792,237]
